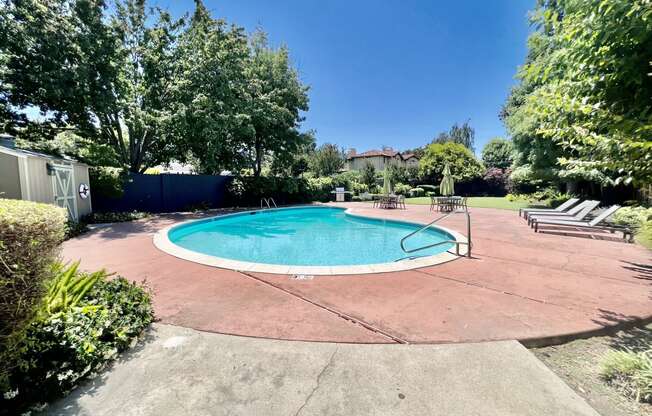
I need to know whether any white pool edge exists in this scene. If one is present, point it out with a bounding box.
[152,206,468,276]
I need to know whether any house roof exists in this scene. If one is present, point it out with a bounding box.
[347,149,418,161]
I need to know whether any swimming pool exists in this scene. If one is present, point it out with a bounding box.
[155,206,466,275]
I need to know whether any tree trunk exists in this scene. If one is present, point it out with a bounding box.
[253,138,263,177]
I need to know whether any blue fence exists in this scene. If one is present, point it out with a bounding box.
[92,173,233,213]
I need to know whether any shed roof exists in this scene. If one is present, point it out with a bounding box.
[0,143,88,166]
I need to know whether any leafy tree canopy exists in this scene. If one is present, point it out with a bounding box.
[308,143,344,176]
[503,0,652,186]
[419,142,484,183]
[481,137,514,170]
[1,0,184,172]
[0,0,312,175]
[360,161,377,187]
[432,121,476,152]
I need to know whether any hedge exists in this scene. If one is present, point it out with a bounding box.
[0,199,67,343]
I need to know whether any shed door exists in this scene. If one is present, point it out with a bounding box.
[52,164,78,220]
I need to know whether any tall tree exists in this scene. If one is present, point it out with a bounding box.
[169,0,252,174]
[419,142,484,184]
[432,121,476,152]
[309,143,344,176]
[481,138,514,170]
[244,31,310,177]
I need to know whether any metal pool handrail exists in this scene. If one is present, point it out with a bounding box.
[260,197,278,209]
[399,208,472,258]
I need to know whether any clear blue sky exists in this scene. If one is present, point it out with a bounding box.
[160,0,534,154]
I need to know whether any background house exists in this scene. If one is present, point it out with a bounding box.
[345,148,419,171]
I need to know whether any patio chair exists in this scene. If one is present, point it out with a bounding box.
[532,205,632,241]
[527,200,600,227]
[455,197,468,211]
[519,198,580,218]
[430,195,439,211]
[396,194,406,209]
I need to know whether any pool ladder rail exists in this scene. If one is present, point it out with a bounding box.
[399,208,472,259]
[260,197,277,209]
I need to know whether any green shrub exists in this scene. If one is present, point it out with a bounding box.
[82,211,150,224]
[227,176,313,205]
[601,348,652,403]
[506,189,570,207]
[350,182,369,195]
[393,183,412,196]
[331,171,362,189]
[409,187,425,197]
[637,220,652,249]
[0,199,67,350]
[417,184,438,193]
[88,166,127,199]
[40,262,108,316]
[2,276,153,414]
[611,206,652,228]
[65,219,90,239]
[306,176,334,202]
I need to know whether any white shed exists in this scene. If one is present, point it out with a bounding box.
[0,138,92,220]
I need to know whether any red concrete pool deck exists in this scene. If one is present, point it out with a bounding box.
[62,203,652,345]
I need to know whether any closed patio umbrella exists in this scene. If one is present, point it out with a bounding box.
[382,168,392,195]
[440,163,455,196]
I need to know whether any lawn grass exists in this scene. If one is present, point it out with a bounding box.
[404,196,536,211]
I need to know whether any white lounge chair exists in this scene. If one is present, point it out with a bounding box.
[527,200,600,226]
[519,198,580,218]
[532,205,632,241]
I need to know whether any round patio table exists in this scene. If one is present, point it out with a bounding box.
[431,196,463,212]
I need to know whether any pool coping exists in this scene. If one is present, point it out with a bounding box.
[152,205,468,275]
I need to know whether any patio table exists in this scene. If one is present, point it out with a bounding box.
[431,196,464,212]
[378,195,398,209]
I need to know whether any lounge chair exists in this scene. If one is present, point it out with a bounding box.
[532,205,632,241]
[527,200,600,227]
[519,198,580,218]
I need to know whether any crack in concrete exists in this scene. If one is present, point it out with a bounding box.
[236,271,409,344]
[471,245,647,287]
[413,269,597,318]
[293,347,338,416]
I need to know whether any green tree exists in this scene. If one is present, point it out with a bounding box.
[309,143,344,176]
[244,31,311,177]
[1,0,184,172]
[169,0,252,174]
[419,142,484,184]
[481,138,514,170]
[503,0,652,186]
[433,121,476,152]
[360,161,377,188]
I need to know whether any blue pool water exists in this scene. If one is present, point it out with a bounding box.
[168,207,455,266]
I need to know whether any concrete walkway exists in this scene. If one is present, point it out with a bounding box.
[47,324,599,416]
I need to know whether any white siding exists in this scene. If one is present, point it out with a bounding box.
[0,152,21,199]
[73,163,92,217]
